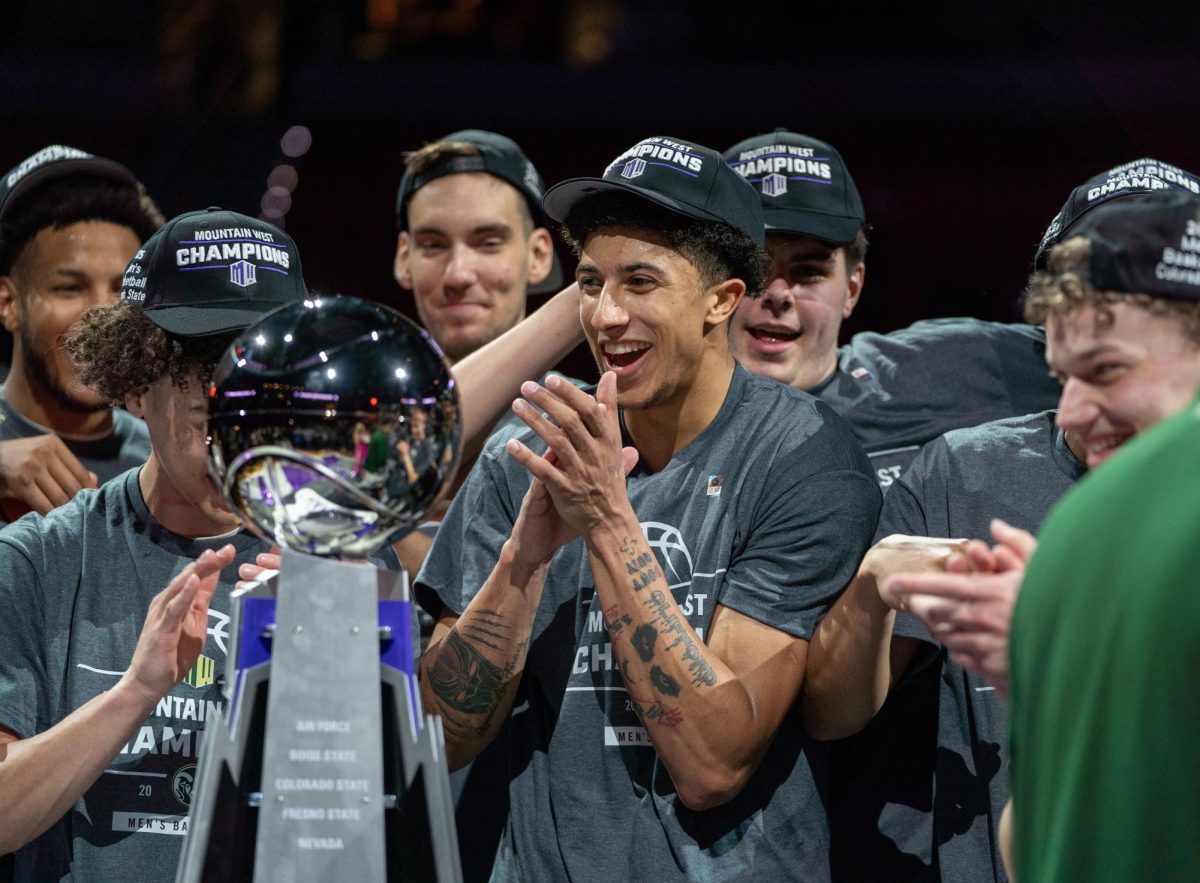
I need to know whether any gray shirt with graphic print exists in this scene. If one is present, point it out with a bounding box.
[0,469,266,881]
[417,365,881,882]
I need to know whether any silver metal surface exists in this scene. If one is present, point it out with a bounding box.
[207,295,460,557]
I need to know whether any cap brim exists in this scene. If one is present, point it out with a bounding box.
[543,177,729,229]
[144,301,296,338]
[762,207,862,245]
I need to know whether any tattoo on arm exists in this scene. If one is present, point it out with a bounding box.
[620,659,637,686]
[649,665,681,697]
[460,608,509,652]
[427,625,523,737]
[631,624,657,663]
[603,604,632,636]
[624,549,662,593]
[627,684,684,729]
[645,589,718,688]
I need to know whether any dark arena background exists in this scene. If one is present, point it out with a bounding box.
[3,0,1196,377]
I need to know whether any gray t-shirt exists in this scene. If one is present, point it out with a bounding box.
[829,411,1084,883]
[813,319,1061,490]
[0,469,266,883]
[417,366,881,882]
[0,397,150,523]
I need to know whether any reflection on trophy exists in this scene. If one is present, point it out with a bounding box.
[178,296,463,882]
[208,294,460,557]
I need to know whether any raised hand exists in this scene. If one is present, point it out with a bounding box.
[121,545,237,706]
[505,372,638,540]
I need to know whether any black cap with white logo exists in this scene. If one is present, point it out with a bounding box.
[121,208,308,337]
[0,145,139,221]
[542,135,765,246]
[723,128,864,244]
[395,128,563,293]
[1035,158,1200,270]
[1067,189,1200,301]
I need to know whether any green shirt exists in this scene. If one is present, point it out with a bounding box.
[364,427,390,473]
[1010,399,1200,882]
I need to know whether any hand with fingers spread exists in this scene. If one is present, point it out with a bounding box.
[0,435,98,517]
[505,371,639,555]
[121,544,238,706]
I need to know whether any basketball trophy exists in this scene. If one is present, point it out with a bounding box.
[177,296,463,882]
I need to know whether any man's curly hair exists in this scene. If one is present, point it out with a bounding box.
[559,191,767,298]
[66,302,234,404]
[1023,235,1200,344]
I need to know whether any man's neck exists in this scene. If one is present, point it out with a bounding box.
[798,350,840,394]
[623,350,736,474]
[1,360,114,439]
[139,454,242,538]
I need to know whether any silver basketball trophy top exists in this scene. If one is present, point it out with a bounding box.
[207,295,460,557]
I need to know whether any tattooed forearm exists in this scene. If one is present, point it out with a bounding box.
[460,608,510,653]
[625,551,653,574]
[631,567,662,592]
[623,546,662,593]
[680,641,718,687]
[603,603,632,636]
[645,589,718,688]
[627,684,684,729]
[649,665,681,697]
[427,628,523,737]
[631,625,657,662]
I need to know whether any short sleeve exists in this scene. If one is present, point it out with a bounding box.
[414,437,524,618]
[874,467,934,542]
[0,529,48,740]
[720,435,882,641]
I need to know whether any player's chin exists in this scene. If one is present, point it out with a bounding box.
[62,384,112,414]
[737,353,794,384]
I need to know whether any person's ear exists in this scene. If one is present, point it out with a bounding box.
[0,276,22,334]
[526,228,554,287]
[394,232,413,289]
[844,259,865,319]
[706,278,745,327]
[125,385,150,418]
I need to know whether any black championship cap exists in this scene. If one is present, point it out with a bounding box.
[542,135,765,246]
[395,128,563,293]
[1067,189,1200,301]
[722,128,864,244]
[121,207,308,337]
[0,144,139,221]
[1035,158,1200,269]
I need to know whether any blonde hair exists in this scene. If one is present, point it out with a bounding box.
[1022,235,1200,344]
